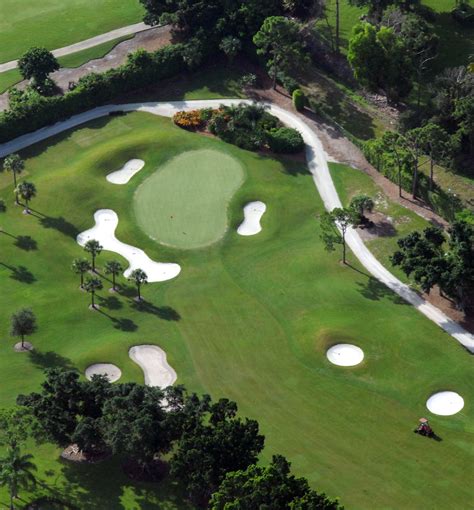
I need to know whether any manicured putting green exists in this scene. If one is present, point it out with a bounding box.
[134,149,244,249]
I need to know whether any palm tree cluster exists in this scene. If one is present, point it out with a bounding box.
[72,243,148,309]
[2,154,37,213]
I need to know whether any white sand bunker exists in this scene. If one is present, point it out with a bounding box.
[85,363,121,382]
[326,344,364,366]
[77,209,181,282]
[426,391,464,416]
[129,345,177,387]
[237,201,266,236]
[106,159,145,185]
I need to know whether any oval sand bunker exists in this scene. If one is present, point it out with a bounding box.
[426,391,464,416]
[85,363,122,382]
[327,344,364,366]
[106,159,145,185]
[129,345,177,388]
[237,201,267,236]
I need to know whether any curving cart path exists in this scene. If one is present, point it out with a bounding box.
[0,99,473,353]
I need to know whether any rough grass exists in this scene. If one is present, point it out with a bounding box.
[134,149,244,249]
[0,113,472,509]
[0,0,143,64]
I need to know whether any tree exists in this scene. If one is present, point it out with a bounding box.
[210,454,342,510]
[128,268,148,301]
[350,194,375,223]
[10,309,37,350]
[0,409,30,451]
[72,258,91,289]
[2,155,24,204]
[391,221,474,310]
[171,398,265,506]
[454,95,474,156]
[18,47,59,87]
[104,260,123,291]
[404,127,423,198]
[84,277,103,309]
[15,182,36,213]
[378,131,411,197]
[83,239,103,272]
[0,447,36,510]
[320,208,358,264]
[219,36,242,62]
[253,16,307,90]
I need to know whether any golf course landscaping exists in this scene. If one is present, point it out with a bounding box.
[0,107,473,509]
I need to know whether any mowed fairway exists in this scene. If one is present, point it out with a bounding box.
[0,0,143,64]
[134,149,244,249]
[0,112,472,509]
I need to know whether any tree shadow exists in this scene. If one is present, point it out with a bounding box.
[356,277,408,305]
[98,295,123,311]
[15,235,38,250]
[95,307,138,332]
[362,220,397,238]
[28,350,76,371]
[0,262,37,284]
[39,215,79,239]
[131,301,181,321]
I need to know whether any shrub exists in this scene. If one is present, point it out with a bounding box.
[292,89,305,112]
[279,74,299,95]
[266,127,304,153]
[173,110,204,130]
[0,199,6,212]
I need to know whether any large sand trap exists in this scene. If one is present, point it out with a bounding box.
[76,209,181,282]
[237,201,266,236]
[106,159,145,185]
[85,363,121,382]
[129,345,177,387]
[327,343,364,366]
[426,391,464,416]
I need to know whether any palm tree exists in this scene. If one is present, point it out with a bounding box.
[0,446,36,510]
[72,258,91,288]
[84,277,103,309]
[15,182,36,214]
[104,260,123,291]
[3,154,24,205]
[128,268,148,301]
[83,239,103,272]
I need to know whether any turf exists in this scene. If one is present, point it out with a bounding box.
[0,0,143,64]
[134,149,244,249]
[0,112,472,509]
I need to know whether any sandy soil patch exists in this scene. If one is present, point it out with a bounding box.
[85,363,121,382]
[76,209,181,283]
[237,201,266,236]
[129,345,177,387]
[106,159,144,184]
[426,391,464,416]
[327,343,364,366]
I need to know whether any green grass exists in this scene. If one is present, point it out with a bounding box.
[57,34,134,69]
[0,113,472,509]
[134,149,244,249]
[0,0,144,65]
[0,68,22,94]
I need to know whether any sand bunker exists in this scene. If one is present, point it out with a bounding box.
[326,344,364,366]
[426,391,464,416]
[237,201,266,236]
[129,345,177,387]
[76,209,181,282]
[85,363,121,382]
[106,159,145,185]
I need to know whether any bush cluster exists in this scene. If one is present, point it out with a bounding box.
[0,45,193,143]
[173,109,204,130]
[266,127,305,153]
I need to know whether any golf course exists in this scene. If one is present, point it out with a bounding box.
[0,105,472,509]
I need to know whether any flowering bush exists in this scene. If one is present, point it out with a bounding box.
[173,110,204,130]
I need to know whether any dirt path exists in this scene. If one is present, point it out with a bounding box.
[0,25,172,111]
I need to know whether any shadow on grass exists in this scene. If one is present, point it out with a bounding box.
[131,301,181,321]
[0,230,38,250]
[95,307,138,332]
[28,350,76,371]
[357,276,408,305]
[27,207,79,239]
[98,295,123,311]
[0,262,37,284]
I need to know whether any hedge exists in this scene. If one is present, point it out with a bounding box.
[266,127,304,153]
[0,44,190,143]
[292,89,305,112]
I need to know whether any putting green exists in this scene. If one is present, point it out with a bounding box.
[134,149,244,249]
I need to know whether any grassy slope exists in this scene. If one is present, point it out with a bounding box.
[134,149,245,249]
[0,0,143,64]
[0,113,472,509]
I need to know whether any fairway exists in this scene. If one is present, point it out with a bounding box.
[134,149,244,249]
[0,0,143,64]
[0,111,472,509]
